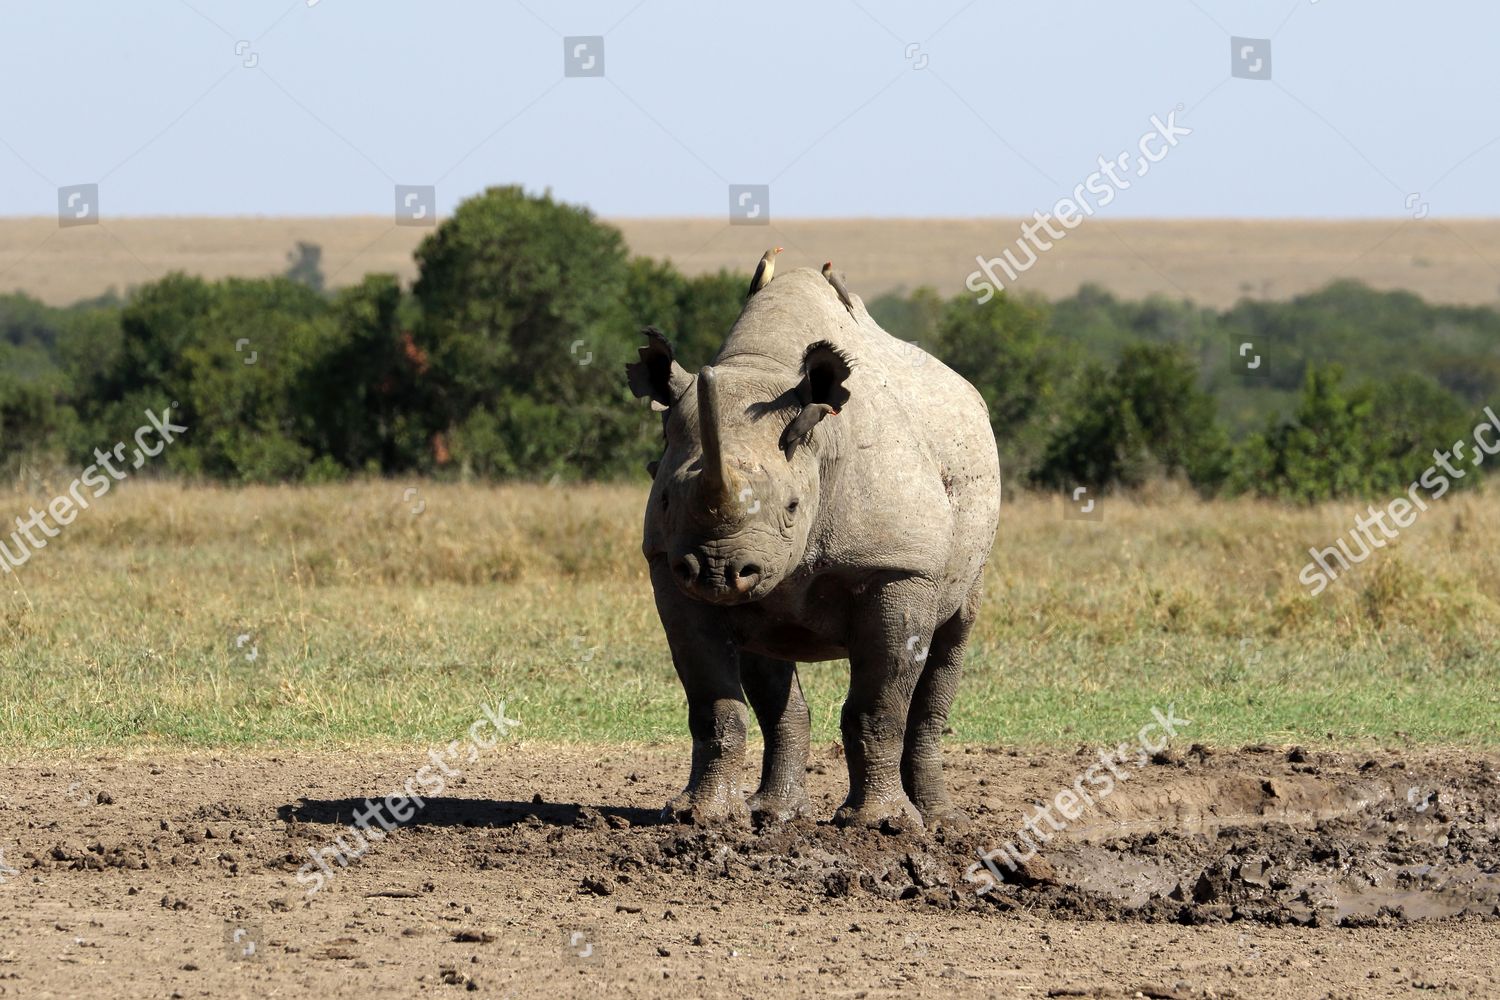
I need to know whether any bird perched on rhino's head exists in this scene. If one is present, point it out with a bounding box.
[746,247,782,299]
[779,402,837,460]
[822,261,856,316]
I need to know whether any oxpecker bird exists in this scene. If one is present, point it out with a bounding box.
[822,261,855,315]
[779,402,837,459]
[747,247,783,299]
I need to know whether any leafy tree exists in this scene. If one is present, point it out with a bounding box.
[0,292,63,354]
[1032,343,1226,492]
[1030,361,1147,491]
[284,241,326,294]
[0,361,75,472]
[413,185,644,478]
[1111,342,1229,487]
[1365,374,1474,488]
[868,286,944,353]
[297,273,436,474]
[1230,366,1481,501]
[932,291,1075,475]
[623,258,745,370]
[69,273,334,481]
[1228,366,1378,501]
[622,257,687,348]
[676,271,748,368]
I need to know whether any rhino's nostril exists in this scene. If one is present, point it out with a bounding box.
[733,563,762,593]
[674,555,699,585]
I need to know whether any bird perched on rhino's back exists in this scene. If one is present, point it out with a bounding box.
[822,260,855,315]
[626,266,1000,834]
[746,247,783,299]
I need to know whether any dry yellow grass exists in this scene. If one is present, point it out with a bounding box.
[0,479,1496,750]
[4,216,1500,308]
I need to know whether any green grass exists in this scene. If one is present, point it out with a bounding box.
[1,481,1497,752]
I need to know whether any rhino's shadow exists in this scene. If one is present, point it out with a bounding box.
[277,797,664,830]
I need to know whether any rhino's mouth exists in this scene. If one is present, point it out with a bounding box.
[675,567,778,606]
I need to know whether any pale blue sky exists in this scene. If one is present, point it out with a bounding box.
[1,0,1495,219]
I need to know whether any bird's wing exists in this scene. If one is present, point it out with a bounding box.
[779,403,839,458]
[747,259,769,298]
[779,406,821,456]
[822,266,854,310]
[831,274,855,312]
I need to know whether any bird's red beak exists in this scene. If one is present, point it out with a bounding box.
[774,247,784,254]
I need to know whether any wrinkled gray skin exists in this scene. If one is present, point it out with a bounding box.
[627,267,1000,830]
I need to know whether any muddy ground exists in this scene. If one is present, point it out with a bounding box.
[0,742,1497,998]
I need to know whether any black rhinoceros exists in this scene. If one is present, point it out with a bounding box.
[626,266,1000,829]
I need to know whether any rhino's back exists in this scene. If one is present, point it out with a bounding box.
[718,268,990,441]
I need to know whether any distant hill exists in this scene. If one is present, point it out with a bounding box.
[2,216,1499,308]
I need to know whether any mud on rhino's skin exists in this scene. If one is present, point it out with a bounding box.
[626,266,1001,829]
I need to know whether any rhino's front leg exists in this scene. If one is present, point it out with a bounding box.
[650,558,750,826]
[834,574,938,830]
[740,653,812,821]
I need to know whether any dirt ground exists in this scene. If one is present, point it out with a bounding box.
[1,742,1497,999]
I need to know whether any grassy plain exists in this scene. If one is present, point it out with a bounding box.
[1,480,1496,752]
[5,216,1500,307]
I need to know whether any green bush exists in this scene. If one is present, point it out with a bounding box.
[1032,343,1227,492]
[0,359,76,472]
[1229,366,1482,502]
[931,291,1076,476]
[412,185,651,477]
[623,258,744,370]
[298,274,435,475]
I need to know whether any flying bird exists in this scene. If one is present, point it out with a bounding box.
[822,261,855,315]
[779,402,837,458]
[747,247,783,299]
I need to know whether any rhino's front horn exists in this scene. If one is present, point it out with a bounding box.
[697,366,731,504]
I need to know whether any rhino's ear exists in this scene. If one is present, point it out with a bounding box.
[625,326,692,411]
[795,340,854,411]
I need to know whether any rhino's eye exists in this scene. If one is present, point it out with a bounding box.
[786,498,799,514]
[660,492,670,510]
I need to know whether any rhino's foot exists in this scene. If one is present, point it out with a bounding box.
[916,803,971,833]
[661,788,750,827]
[832,794,923,832]
[746,789,812,823]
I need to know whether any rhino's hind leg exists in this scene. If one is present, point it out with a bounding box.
[651,560,751,826]
[902,580,982,832]
[833,575,935,830]
[740,654,813,822]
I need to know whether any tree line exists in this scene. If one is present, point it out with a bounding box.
[1,185,1495,500]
